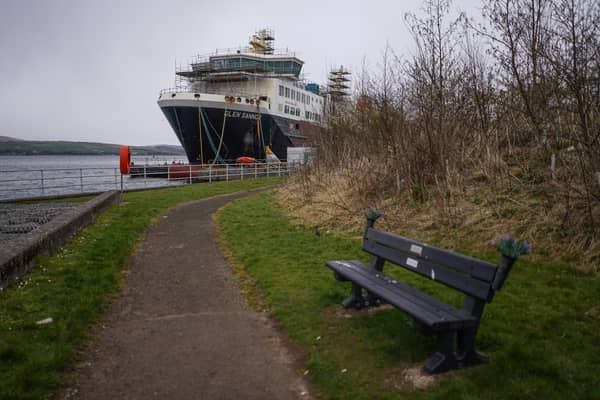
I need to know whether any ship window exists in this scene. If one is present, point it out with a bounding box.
[279,85,284,96]
[291,89,295,100]
[296,109,300,116]
[305,111,309,119]
[284,105,289,114]
[297,92,300,101]
[285,87,290,98]
[302,94,305,103]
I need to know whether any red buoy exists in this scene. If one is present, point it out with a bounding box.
[235,156,256,164]
[120,146,131,174]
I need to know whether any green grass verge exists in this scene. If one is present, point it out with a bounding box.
[217,191,600,400]
[0,177,282,400]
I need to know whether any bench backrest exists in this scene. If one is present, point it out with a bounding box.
[363,228,498,302]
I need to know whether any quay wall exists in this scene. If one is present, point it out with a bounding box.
[0,190,120,289]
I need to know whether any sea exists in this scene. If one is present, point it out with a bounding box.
[0,155,188,201]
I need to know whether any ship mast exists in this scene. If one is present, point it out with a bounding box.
[249,29,275,55]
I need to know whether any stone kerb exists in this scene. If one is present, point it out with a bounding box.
[0,190,120,289]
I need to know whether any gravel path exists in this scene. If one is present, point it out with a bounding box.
[60,190,310,400]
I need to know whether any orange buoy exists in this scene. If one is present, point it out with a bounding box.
[120,145,131,174]
[236,156,256,164]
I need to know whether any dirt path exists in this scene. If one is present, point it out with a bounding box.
[61,189,310,400]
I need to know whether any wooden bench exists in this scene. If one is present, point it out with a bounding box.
[325,217,516,373]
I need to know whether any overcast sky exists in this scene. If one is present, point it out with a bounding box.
[0,0,483,146]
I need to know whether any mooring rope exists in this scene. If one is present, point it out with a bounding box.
[199,108,225,163]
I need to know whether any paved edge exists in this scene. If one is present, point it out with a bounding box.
[213,206,316,397]
[0,190,120,289]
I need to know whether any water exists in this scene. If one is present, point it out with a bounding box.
[0,155,188,201]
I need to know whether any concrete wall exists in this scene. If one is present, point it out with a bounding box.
[0,190,120,289]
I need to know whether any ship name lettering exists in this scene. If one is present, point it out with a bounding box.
[225,111,258,120]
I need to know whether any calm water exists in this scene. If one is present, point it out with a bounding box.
[0,155,188,201]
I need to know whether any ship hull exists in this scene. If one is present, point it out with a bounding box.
[159,102,318,164]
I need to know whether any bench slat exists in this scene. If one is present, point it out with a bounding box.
[365,228,497,282]
[331,261,467,323]
[363,240,494,301]
[326,260,478,331]
[327,260,452,326]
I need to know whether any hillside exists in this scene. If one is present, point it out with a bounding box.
[0,137,185,156]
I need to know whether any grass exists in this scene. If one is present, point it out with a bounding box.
[217,191,600,400]
[0,177,282,400]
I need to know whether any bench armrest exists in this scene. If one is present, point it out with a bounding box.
[491,255,517,291]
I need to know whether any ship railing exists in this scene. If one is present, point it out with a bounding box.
[188,48,299,64]
[159,87,193,96]
[0,161,304,201]
[159,87,270,101]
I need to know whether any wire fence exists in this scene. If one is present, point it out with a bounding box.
[0,161,300,201]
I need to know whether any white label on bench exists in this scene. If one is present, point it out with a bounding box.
[406,257,419,268]
[410,244,423,256]
[431,269,436,280]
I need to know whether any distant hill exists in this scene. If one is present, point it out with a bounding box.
[0,136,24,142]
[0,137,185,156]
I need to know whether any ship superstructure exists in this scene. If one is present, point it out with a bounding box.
[158,29,325,164]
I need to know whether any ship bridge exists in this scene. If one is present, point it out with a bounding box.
[177,53,304,81]
[177,29,304,82]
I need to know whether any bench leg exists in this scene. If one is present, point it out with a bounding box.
[365,290,382,307]
[341,283,366,309]
[424,332,457,374]
[456,327,488,367]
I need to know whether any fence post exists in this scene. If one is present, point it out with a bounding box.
[80,168,83,192]
[114,168,118,189]
[241,165,244,180]
[278,163,281,176]
[226,164,229,181]
[189,165,192,184]
[209,165,212,183]
[267,164,270,177]
[40,170,44,196]
[254,163,257,179]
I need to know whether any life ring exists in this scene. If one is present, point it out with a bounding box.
[120,145,131,174]
[236,156,256,164]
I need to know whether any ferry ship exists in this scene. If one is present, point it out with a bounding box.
[157,29,325,164]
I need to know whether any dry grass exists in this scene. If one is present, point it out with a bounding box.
[277,157,600,273]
